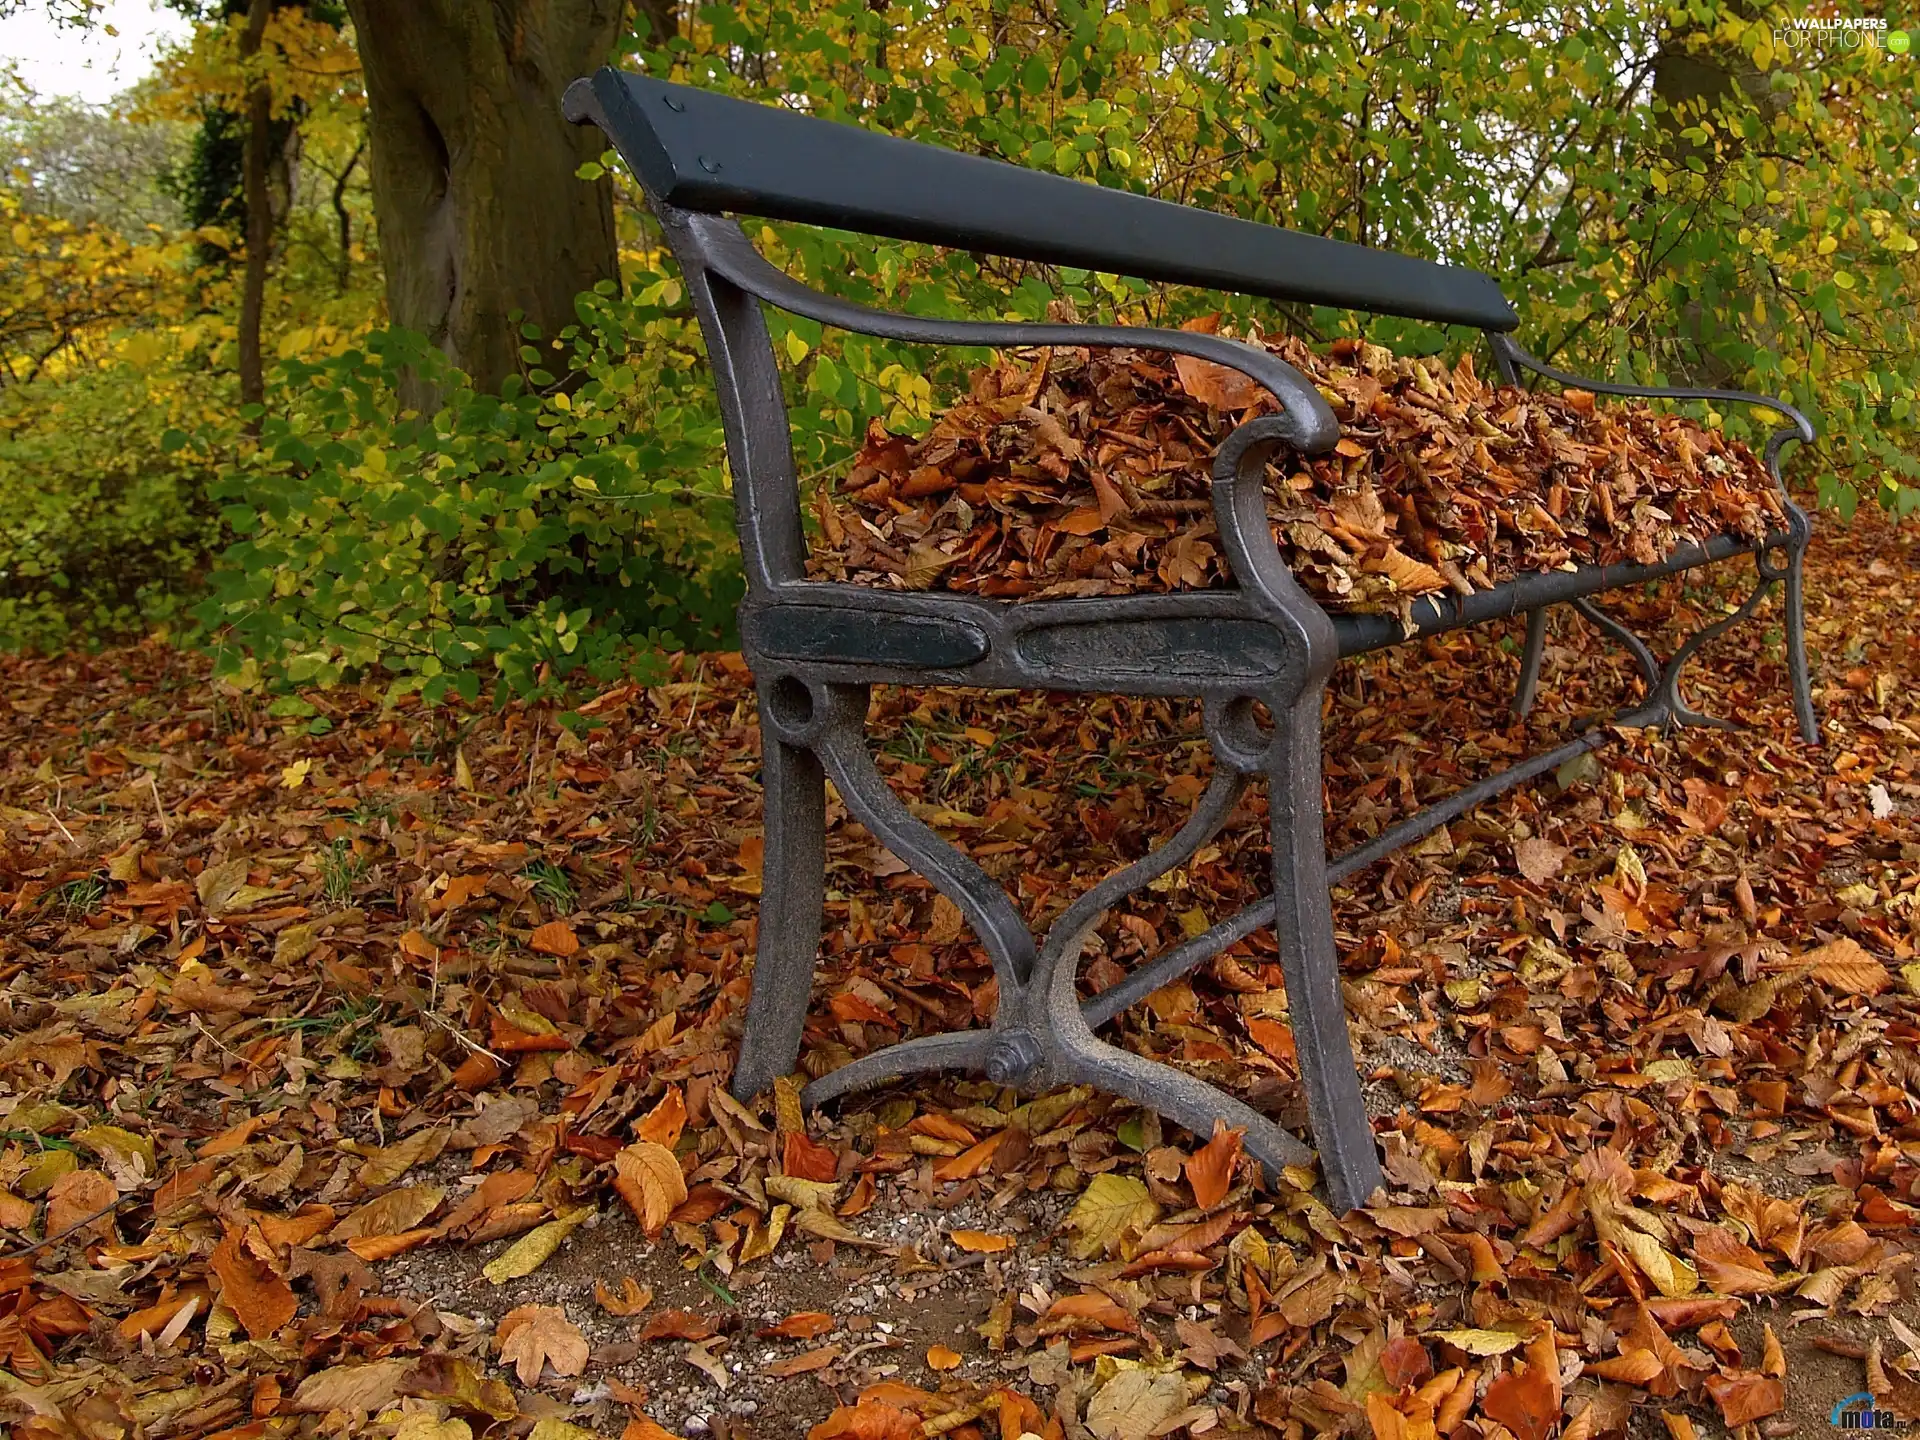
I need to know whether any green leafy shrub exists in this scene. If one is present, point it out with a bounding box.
[196,279,745,703]
[0,364,227,650]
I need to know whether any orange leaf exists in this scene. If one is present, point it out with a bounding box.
[1801,937,1889,996]
[1174,353,1267,412]
[782,1131,839,1182]
[496,1303,588,1385]
[637,1085,687,1149]
[840,1173,876,1217]
[1056,507,1107,536]
[949,1229,1013,1253]
[397,928,439,962]
[760,1311,836,1340]
[1704,1371,1785,1427]
[255,1204,336,1249]
[639,1308,718,1341]
[46,1169,118,1240]
[1041,1291,1139,1334]
[596,1276,653,1316]
[925,1344,961,1371]
[906,1113,977,1146]
[530,920,579,957]
[1246,1016,1296,1065]
[622,1419,690,1440]
[209,1227,296,1339]
[612,1141,687,1238]
[764,1344,841,1376]
[345,1227,435,1262]
[806,1400,922,1440]
[1186,1120,1243,1210]
[198,1114,271,1157]
[932,1130,1006,1181]
[1481,1337,1560,1440]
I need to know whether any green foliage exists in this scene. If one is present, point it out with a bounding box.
[196,280,744,704]
[0,360,229,649]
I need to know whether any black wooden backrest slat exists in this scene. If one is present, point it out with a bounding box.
[573,69,1519,332]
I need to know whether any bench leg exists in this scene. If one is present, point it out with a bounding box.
[1266,684,1385,1214]
[1512,606,1548,719]
[731,712,826,1102]
[1784,535,1819,744]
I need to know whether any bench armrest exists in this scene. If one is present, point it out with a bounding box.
[1490,336,1816,483]
[683,212,1341,456]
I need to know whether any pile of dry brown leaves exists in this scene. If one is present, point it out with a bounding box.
[0,504,1914,1440]
[810,325,1787,620]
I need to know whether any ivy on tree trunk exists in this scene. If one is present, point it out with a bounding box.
[342,0,627,399]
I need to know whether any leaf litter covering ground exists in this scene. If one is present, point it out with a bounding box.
[1,513,1918,1440]
[807,326,1788,622]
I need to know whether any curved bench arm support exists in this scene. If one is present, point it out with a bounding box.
[683,212,1340,454]
[1487,335,1816,484]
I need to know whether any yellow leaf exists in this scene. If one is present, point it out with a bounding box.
[280,758,311,789]
[1818,235,1839,255]
[784,330,809,363]
[1618,1229,1699,1298]
[1066,1173,1159,1260]
[1429,1328,1529,1355]
[481,1205,593,1284]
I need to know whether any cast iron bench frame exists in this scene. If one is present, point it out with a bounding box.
[566,69,1819,1212]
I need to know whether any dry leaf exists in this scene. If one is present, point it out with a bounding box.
[209,1226,297,1339]
[1514,837,1569,884]
[289,1358,416,1414]
[949,1229,1014,1253]
[45,1168,117,1239]
[529,919,580,957]
[1185,1120,1243,1210]
[613,1142,687,1238]
[1067,1173,1159,1260]
[496,1304,589,1385]
[482,1206,592,1283]
[765,1344,842,1377]
[1802,936,1890,995]
[760,1311,835,1340]
[596,1276,653,1316]
[637,1085,688,1148]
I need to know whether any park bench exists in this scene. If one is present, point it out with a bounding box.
[566,69,1820,1212]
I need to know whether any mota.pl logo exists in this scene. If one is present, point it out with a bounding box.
[1832,1394,1903,1431]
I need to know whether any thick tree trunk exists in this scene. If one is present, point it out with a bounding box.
[237,0,273,423]
[342,0,627,399]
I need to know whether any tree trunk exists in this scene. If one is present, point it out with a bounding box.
[237,0,273,424]
[342,0,627,400]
